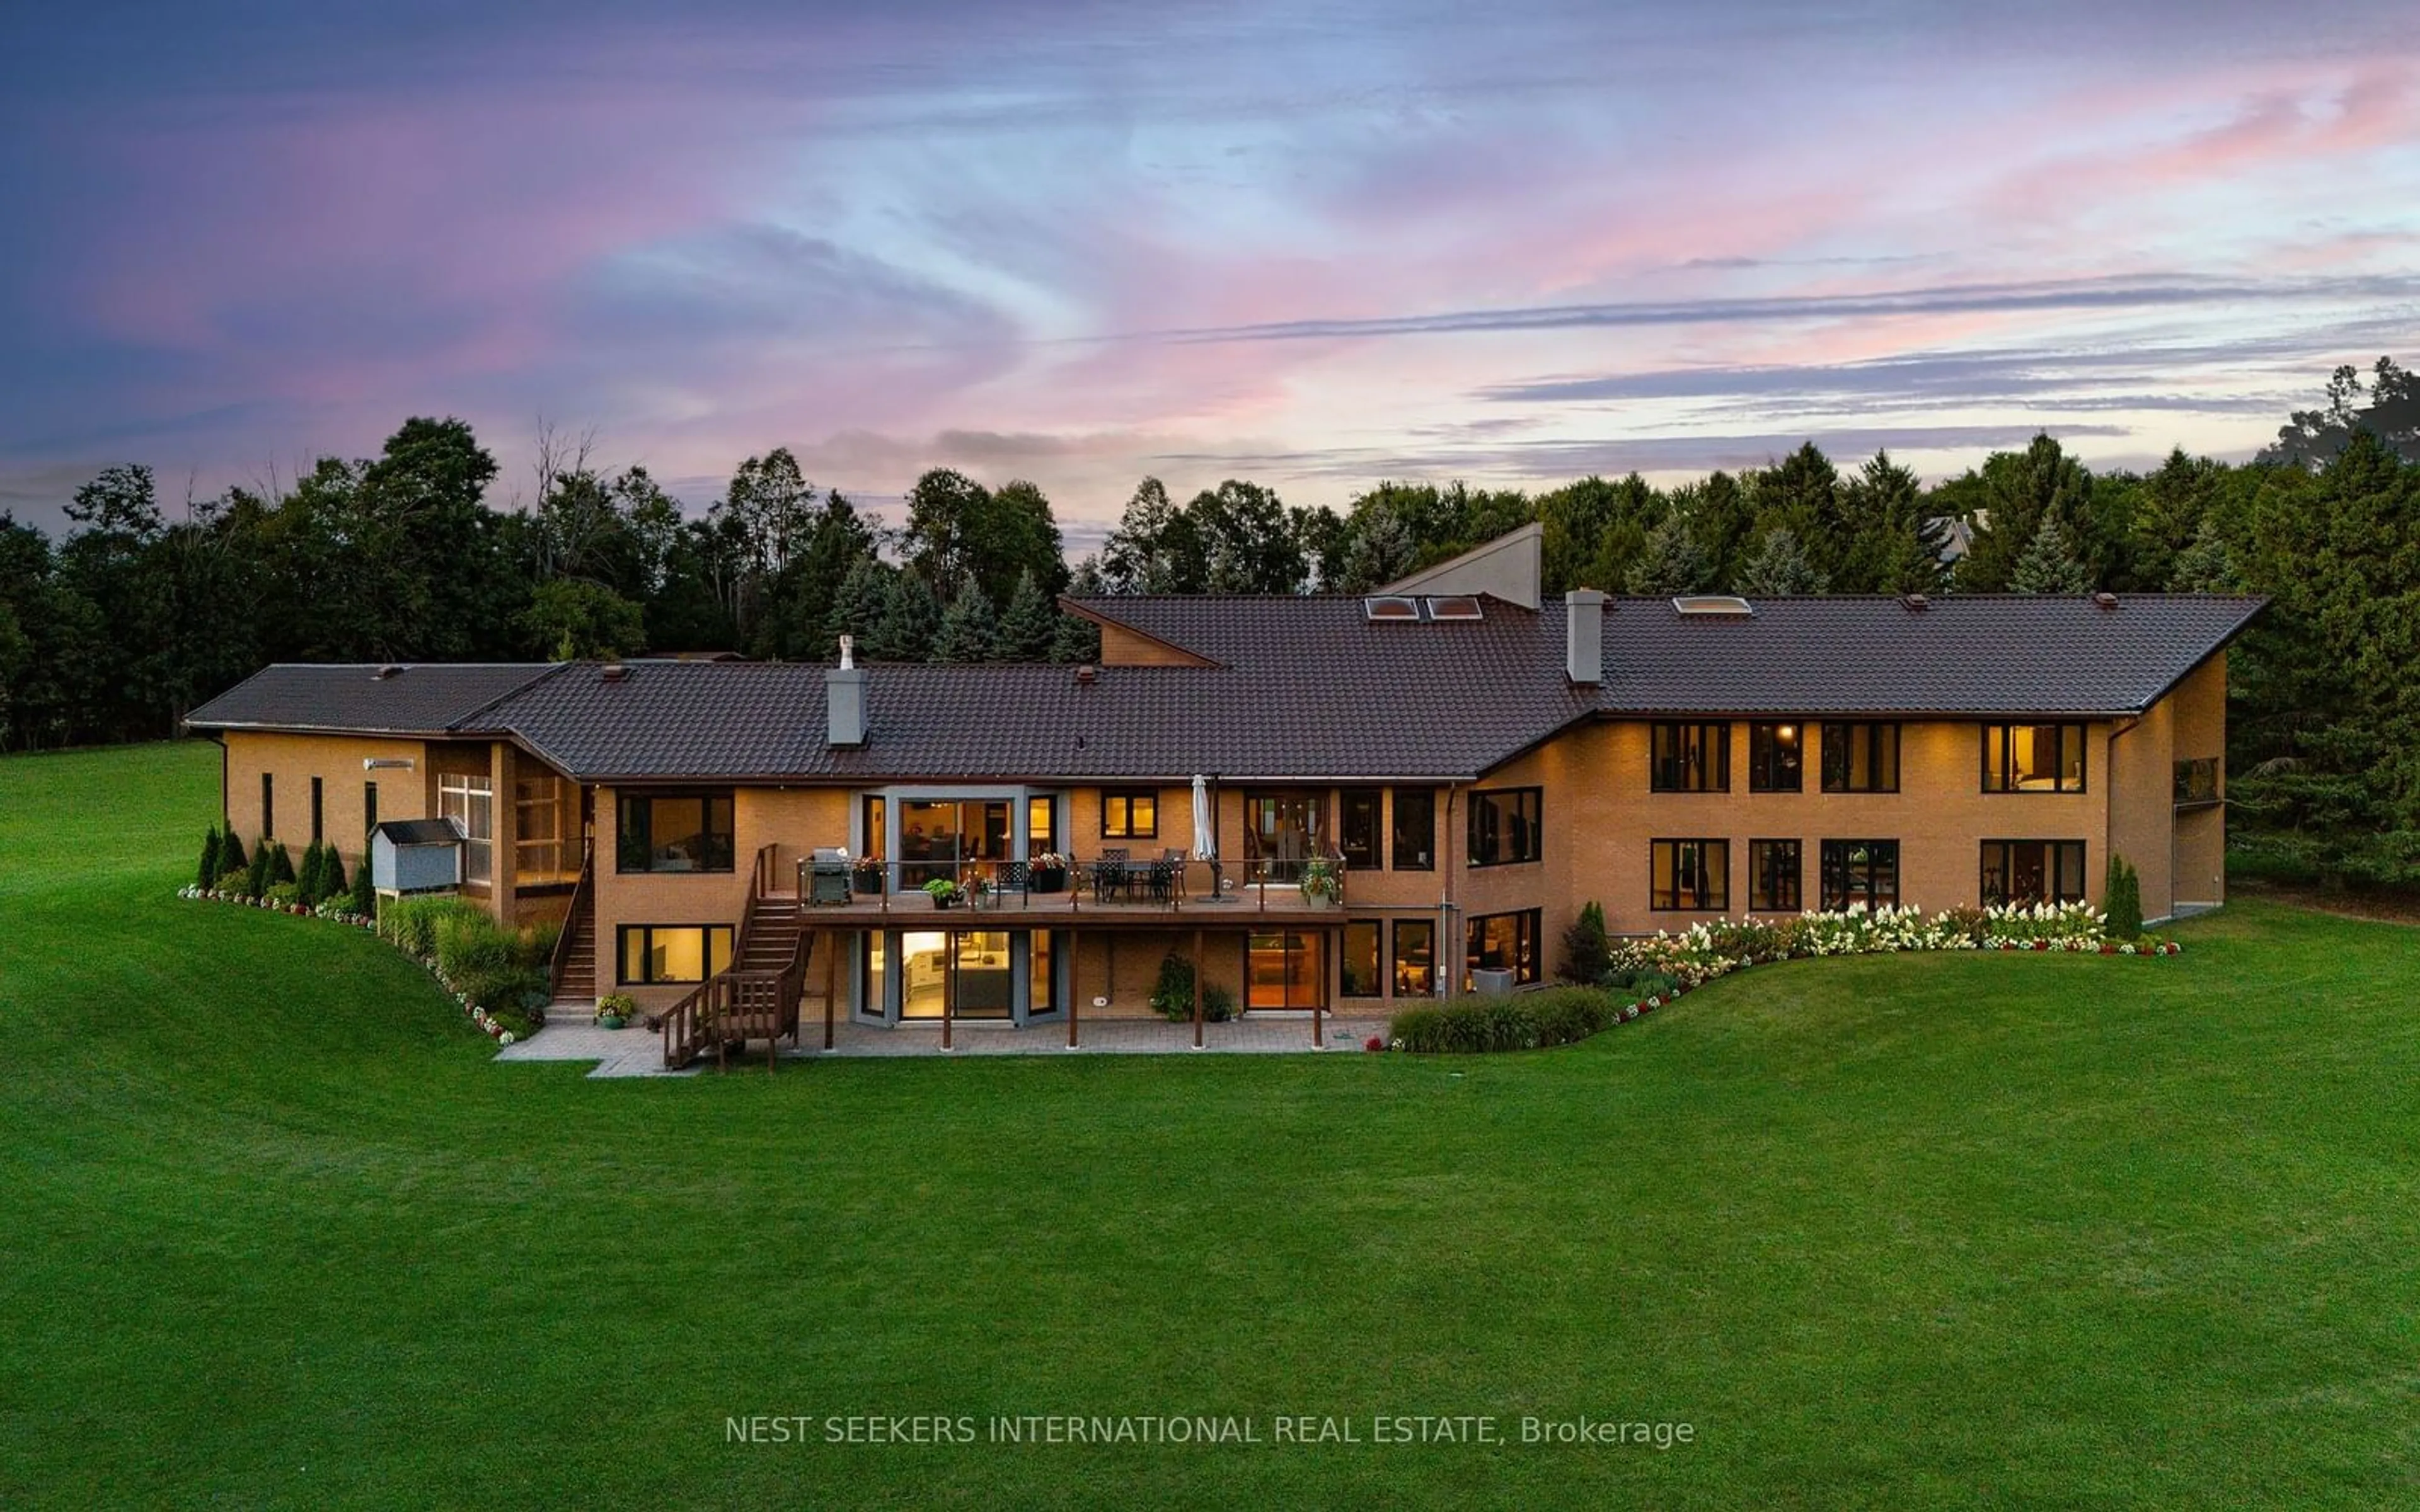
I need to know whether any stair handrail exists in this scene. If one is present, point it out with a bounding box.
[547,836,596,1002]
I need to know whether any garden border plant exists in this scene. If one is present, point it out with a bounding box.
[1388,899,2182,1054]
[178,826,553,1044]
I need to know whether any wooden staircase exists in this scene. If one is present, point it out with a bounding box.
[549,841,597,1009]
[660,845,812,1072]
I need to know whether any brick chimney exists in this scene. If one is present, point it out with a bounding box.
[1565,590,1605,684]
[827,635,867,747]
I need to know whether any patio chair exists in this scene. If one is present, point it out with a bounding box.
[1146,855,1180,904]
[1090,856,1132,903]
[994,859,1034,909]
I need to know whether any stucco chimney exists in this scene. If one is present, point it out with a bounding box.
[827,635,867,747]
[1565,589,1605,685]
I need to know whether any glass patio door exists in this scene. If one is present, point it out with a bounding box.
[1246,931,1325,1011]
[1244,791,1323,884]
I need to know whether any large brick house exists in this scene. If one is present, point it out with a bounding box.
[186,527,2261,1055]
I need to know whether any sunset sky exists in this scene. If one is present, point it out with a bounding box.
[3,1,2417,543]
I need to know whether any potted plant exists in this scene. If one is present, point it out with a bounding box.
[923,878,963,910]
[1030,851,1070,893]
[1299,856,1341,910]
[596,992,638,1031]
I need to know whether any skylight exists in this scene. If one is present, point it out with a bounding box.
[1424,595,1484,621]
[1363,595,1422,622]
[1673,595,1754,617]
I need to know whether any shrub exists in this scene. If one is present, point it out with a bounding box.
[2105,855,2143,940]
[216,831,247,877]
[245,841,274,900]
[268,841,296,886]
[196,828,223,891]
[435,910,518,982]
[266,882,301,907]
[521,919,563,971]
[1560,900,1610,984]
[349,857,374,917]
[1148,953,1240,1022]
[294,841,325,907]
[1390,1000,1543,1053]
[381,895,486,958]
[216,864,253,897]
[597,991,639,1022]
[1528,987,1618,1046]
[1602,967,1681,999]
[489,1007,539,1040]
[321,844,348,903]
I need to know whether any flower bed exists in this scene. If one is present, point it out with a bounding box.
[1387,902,2179,1054]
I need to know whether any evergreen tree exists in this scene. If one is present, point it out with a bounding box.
[216,831,247,882]
[826,558,894,656]
[350,854,375,916]
[268,840,297,886]
[933,576,1000,663]
[1049,608,1102,664]
[1734,527,1827,595]
[2010,514,2092,593]
[995,568,1059,661]
[323,844,349,903]
[197,828,223,890]
[246,843,273,899]
[867,571,940,662]
[2169,516,2237,592]
[296,840,324,906]
[1337,502,1417,592]
[1625,510,1713,595]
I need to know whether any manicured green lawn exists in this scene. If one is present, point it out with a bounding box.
[4,742,2417,1509]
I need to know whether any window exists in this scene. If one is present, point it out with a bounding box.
[1393,920,1436,996]
[617,924,734,985]
[1749,839,1802,912]
[1342,921,1383,997]
[363,781,378,839]
[515,772,567,884]
[1247,931,1325,1010]
[1102,789,1158,839]
[1467,787,1542,867]
[1030,931,1057,1016]
[1465,910,1541,988]
[1822,723,1901,793]
[2174,757,2220,807]
[1392,788,1436,871]
[1651,839,1730,911]
[899,798,1010,888]
[1819,840,1899,910]
[1340,789,1383,870]
[1244,791,1323,883]
[439,774,494,885]
[1027,796,1056,853]
[616,791,734,874]
[1983,723,2087,793]
[1748,723,1804,793]
[310,777,323,844]
[1651,722,1730,792]
[1981,840,2088,905]
[261,772,274,840]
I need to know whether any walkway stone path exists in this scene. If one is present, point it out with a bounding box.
[495,1014,1393,1078]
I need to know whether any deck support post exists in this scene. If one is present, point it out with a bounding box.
[1192,927,1204,1050]
[822,929,836,1051]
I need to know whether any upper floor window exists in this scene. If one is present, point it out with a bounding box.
[1651,722,1730,793]
[1822,722,1901,793]
[1467,787,1542,867]
[1340,789,1383,870]
[1748,722,1804,793]
[1983,723,2086,794]
[616,791,734,873]
[1392,788,1437,871]
[1101,789,1158,839]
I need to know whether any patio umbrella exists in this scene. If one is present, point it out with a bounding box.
[1190,775,1216,861]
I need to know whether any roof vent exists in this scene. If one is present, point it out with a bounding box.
[1901,593,1931,612]
[1075,665,1098,685]
[2093,592,2119,610]
[1425,595,1484,621]
[371,664,404,680]
[1673,595,1753,616]
[1363,595,1422,622]
[599,663,628,683]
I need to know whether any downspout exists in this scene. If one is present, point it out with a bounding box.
[1441,781,1462,1000]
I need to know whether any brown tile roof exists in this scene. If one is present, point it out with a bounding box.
[185,592,2263,782]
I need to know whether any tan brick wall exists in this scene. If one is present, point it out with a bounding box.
[219,730,430,875]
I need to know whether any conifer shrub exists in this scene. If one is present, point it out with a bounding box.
[196,828,223,891]
[216,831,248,879]
[268,841,296,886]
[295,842,325,907]
[322,845,349,905]
[2104,855,2144,941]
[246,842,274,900]
[1560,900,1610,984]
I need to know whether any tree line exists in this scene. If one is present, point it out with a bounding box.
[2,358,2416,885]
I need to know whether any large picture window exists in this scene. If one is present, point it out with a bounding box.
[1748,723,1804,793]
[1340,789,1383,870]
[1981,840,2088,905]
[1651,722,1731,792]
[439,774,494,885]
[1393,920,1436,997]
[1467,787,1542,867]
[899,798,1010,888]
[1822,722,1901,793]
[616,791,734,873]
[1651,839,1730,911]
[1392,788,1437,871]
[1983,723,2087,794]
[1102,789,1158,839]
[1749,839,1802,912]
[1819,840,1899,911]
[1465,909,1541,988]
[617,924,734,985]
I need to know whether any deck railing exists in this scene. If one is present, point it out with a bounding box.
[660,842,810,1071]
[544,837,594,1001]
[794,852,1348,914]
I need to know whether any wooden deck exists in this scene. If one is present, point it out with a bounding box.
[764,888,1366,929]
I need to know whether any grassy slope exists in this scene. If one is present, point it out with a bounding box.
[2,742,2416,1509]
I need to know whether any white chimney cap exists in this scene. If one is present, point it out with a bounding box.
[839,634,855,670]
